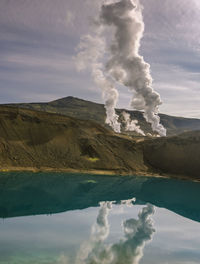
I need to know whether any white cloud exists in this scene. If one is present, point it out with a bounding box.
[0,53,75,72]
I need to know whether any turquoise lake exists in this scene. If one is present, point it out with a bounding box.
[0,172,200,264]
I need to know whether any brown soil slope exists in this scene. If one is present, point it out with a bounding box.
[0,106,147,174]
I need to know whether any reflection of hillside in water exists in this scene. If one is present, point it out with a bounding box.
[0,172,200,222]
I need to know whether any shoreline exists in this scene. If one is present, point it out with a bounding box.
[0,166,199,182]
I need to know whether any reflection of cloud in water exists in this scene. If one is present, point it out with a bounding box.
[75,201,155,264]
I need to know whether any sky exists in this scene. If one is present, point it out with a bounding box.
[0,0,200,118]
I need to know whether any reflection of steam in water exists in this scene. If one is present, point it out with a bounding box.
[76,201,113,264]
[120,198,136,207]
[112,204,155,264]
[75,201,155,264]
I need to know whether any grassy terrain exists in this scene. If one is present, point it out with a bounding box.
[0,106,148,174]
[0,105,200,180]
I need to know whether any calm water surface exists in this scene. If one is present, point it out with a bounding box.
[0,172,200,264]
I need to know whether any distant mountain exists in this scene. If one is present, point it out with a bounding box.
[0,105,200,180]
[4,96,200,136]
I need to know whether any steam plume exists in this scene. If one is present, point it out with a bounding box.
[76,0,166,136]
[122,111,145,136]
[76,26,121,133]
[99,0,166,136]
[76,0,167,136]
[76,202,155,264]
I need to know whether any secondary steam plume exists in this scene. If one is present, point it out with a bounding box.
[122,111,145,136]
[76,202,155,264]
[99,0,166,136]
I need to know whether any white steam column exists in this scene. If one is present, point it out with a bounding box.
[76,0,166,136]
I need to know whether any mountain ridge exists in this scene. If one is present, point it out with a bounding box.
[4,96,200,136]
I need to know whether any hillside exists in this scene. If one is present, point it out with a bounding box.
[0,106,200,180]
[143,131,200,178]
[4,96,200,136]
[0,106,147,174]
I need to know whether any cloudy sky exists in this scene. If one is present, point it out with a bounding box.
[0,0,200,118]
